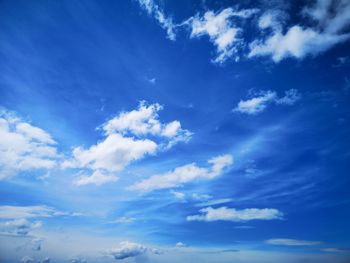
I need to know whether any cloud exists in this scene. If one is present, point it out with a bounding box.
[265,238,323,246]
[187,207,283,222]
[70,258,87,263]
[0,218,42,236]
[249,0,350,62]
[107,241,158,260]
[74,170,119,186]
[31,238,43,250]
[175,242,187,248]
[129,154,233,192]
[40,258,50,263]
[137,0,176,40]
[187,8,258,63]
[0,205,81,219]
[233,89,300,114]
[111,217,136,224]
[64,101,192,186]
[171,190,186,202]
[21,256,35,263]
[101,101,192,146]
[0,111,59,179]
[195,198,233,207]
[191,193,212,201]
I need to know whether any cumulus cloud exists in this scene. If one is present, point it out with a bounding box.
[187,8,258,63]
[0,111,59,179]
[233,89,300,114]
[249,0,350,62]
[107,241,159,260]
[129,154,233,192]
[187,206,283,222]
[137,0,176,40]
[265,238,323,246]
[64,101,192,186]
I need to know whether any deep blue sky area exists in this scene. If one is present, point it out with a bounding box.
[0,0,350,262]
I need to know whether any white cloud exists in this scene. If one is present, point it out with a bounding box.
[265,238,323,246]
[191,193,212,201]
[188,8,258,63]
[0,111,59,179]
[187,206,283,222]
[74,170,119,186]
[129,154,233,192]
[234,90,277,114]
[0,218,42,236]
[64,101,192,186]
[21,256,35,263]
[111,216,136,224]
[233,89,300,114]
[171,190,186,202]
[195,198,233,207]
[250,0,350,62]
[175,242,187,248]
[101,101,192,146]
[137,0,176,40]
[0,205,81,219]
[108,241,159,260]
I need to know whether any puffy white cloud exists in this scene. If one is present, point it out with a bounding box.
[108,241,159,260]
[0,218,42,236]
[187,207,283,222]
[250,0,350,62]
[265,238,323,246]
[129,154,233,192]
[101,101,192,146]
[233,89,300,114]
[0,112,59,179]
[0,205,81,219]
[64,133,157,173]
[137,0,176,40]
[187,8,258,63]
[64,101,192,186]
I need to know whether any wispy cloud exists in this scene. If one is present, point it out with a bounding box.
[187,207,283,222]
[137,0,176,40]
[265,238,323,246]
[129,154,233,192]
[233,89,301,114]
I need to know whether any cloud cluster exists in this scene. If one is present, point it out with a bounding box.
[129,154,233,192]
[63,101,192,186]
[137,0,350,63]
[187,206,283,222]
[265,238,323,246]
[233,89,301,114]
[0,111,59,179]
[0,218,42,236]
[107,241,159,260]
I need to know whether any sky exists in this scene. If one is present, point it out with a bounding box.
[0,0,350,262]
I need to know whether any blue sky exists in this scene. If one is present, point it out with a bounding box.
[0,0,350,262]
